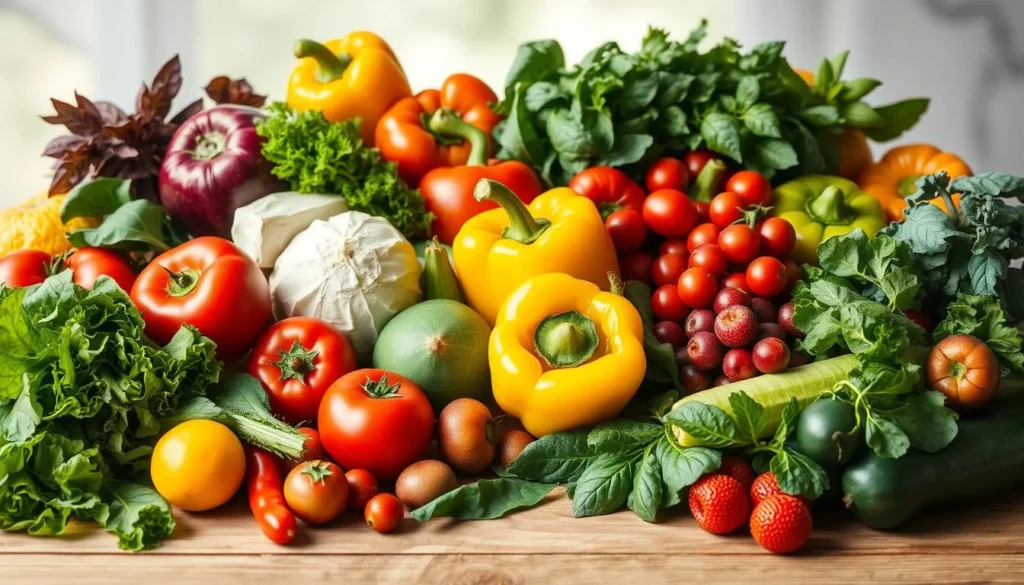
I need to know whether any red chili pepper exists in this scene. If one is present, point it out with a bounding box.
[247,448,297,545]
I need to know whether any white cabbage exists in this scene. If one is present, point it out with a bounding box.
[231,192,348,269]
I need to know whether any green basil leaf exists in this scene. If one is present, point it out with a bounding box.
[587,420,662,455]
[661,107,689,138]
[621,73,660,115]
[597,134,654,167]
[504,429,594,483]
[664,401,743,449]
[735,76,760,109]
[840,78,882,102]
[798,105,840,127]
[60,178,133,222]
[66,199,172,252]
[411,478,556,521]
[701,112,743,162]
[841,101,884,128]
[728,392,766,445]
[570,453,634,518]
[655,440,720,508]
[770,448,829,499]
[750,138,798,170]
[863,98,929,142]
[629,444,662,523]
[741,104,782,139]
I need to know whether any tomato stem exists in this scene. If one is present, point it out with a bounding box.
[272,341,320,382]
[361,373,403,398]
[163,266,200,297]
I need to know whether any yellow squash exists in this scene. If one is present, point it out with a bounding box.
[0,193,99,256]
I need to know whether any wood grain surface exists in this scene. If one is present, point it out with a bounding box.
[3,488,1023,584]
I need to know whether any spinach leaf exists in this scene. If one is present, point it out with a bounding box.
[655,440,720,507]
[628,444,662,523]
[769,448,830,498]
[60,178,133,222]
[504,429,594,483]
[664,401,743,448]
[570,453,634,518]
[411,478,556,521]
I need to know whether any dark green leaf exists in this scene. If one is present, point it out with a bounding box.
[60,178,133,222]
[772,397,802,446]
[587,420,662,455]
[951,172,1024,199]
[104,483,175,552]
[742,104,782,138]
[798,105,840,127]
[735,76,760,109]
[841,101,884,128]
[661,107,688,137]
[967,252,1003,296]
[504,429,594,483]
[889,204,958,255]
[701,112,743,162]
[750,139,798,170]
[655,441,720,508]
[840,78,882,102]
[67,199,172,252]
[889,392,958,453]
[728,392,766,444]
[411,478,556,521]
[496,83,545,164]
[664,401,743,449]
[769,448,829,499]
[629,445,662,522]
[863,98,929,142]
[621,74,660,114]
[598,134,654,167]
[501,40,565,102]
[524,81,570,112]
[865,413,910,459]
[570,453,633,518]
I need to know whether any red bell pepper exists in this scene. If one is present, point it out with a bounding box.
[417,110,542,244]
[375,73,502,186]
[567,167,646,218]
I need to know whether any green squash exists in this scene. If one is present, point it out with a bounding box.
[372,299,491,411]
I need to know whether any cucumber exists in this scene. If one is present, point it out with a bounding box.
[671,354,858,447]
[843,400,1024,529]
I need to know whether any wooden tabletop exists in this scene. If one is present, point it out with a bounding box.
[3,487,1023,584]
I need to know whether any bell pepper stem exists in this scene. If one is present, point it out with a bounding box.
[690,159,727,203]
[608,272,624,296]
[474,179,550,244]
[533,311,599,368]
[293,39,352,83]
[427,109,489,166]
[807,185,853,225]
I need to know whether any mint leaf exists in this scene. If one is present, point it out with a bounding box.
[570,453,634,518]
[664,402,743,448]
[655,441,720,507]
[769,448,829,499]
[701,112,743,162]
[504,429,594,483]
[411,478,556,521]
[728,392,766,444]
[629,444,662,523]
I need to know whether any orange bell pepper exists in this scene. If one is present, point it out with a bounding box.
[376,74,504,186]
[286,32,411,145]
[858,144,973,222]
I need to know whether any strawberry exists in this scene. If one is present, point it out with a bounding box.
[717,455,756,490]
[687,474,750,535]
[750,472,811,507]
[750,494,813,554]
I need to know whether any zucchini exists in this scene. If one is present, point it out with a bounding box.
[670,354,858,447]
[843,400,1024,529]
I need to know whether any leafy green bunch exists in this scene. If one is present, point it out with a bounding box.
[256,102,432,239]
[492,22,927,186]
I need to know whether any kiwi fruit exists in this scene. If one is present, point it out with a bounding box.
[395,460,458,509]
[438,398,497,474]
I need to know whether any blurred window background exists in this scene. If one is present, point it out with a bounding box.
[1,0,1022,207]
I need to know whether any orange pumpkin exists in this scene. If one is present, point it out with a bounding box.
[858,144,973,222]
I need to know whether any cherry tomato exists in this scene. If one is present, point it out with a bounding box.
[247,449,297,545]
[365,493,405,533]
[286,427,326,470]
[687,223,721,253]
[652,284,688,321]
[131,237,271,361]
[284,460,349,524]
[757,218,796,258]
[345,469,380,512]
[0,249,50,287]
[708,192,746,228]
[726,170,772,206]
[746,256,788,297]
[677,267,719,309]
[688,244,728,276]
[620,251,654,283]
[683,150,718,178]
[645,157,689,192]
[660,239,689,256]
[718,224,761,265]
[642,189,699,238]
[318,369,435,480]
[568,166,645,216]
[783,259,802,291]
[605,209,647,252]
[66,247,136,291]
[652,253,688,287]
[249,317,358,424]
[722,272,751,295]
[694,201,711,224]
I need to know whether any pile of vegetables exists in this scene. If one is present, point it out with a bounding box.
[0,22,1023,558]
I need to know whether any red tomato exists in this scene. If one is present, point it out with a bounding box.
[642,189,699,238]
[726,171,772,207]
[683,150,718,178]
[677,267,719,308]
[708,192,746,228]
[694,201,711,224]
[365,493,405,533]
[66,247,137,291]
[687,223,721,253]
[718,225,761,266]
[652,284,688,321]
[645,157,689,192]
[131,237,271,360]
[284,460,348,525]
[0,250,50,287]
[345,469,380,512]
[722,272,751,295]
[660,239,689,256]
[652,253,688,287]
[568,167,646,216]
[620,251,654,283]
[249,317,357,423]
[286,427,326,470]
[604,209,647,252]
[746,257,788,297]
[318,369,434,480]
[688,244,728,276]
[757,218,796,258]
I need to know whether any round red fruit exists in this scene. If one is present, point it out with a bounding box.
[777,302,802,338]
[750,494,813,554]
[605,209,647,252]
[643,189,699,238]
[680,365,713,394]
[684,308,716,337]
[688,244,728,277]
[752,337,791,374]
[746,256,787,297]
[713,374,731,387]
[0,250,50,288]
[750,472,811,508]
[708,191,745,228]
[713,287,750,314]
[686,331,724,371]
[683,150,718,178]
[750,297,777,324]
[726,170,772,206]
[721,272,750,295]
[718,225,760,265]
[784,259,802,290]
[660,239,689,256]
[688,474,750,535]
[758,218,796,258]
[694,201,711,224]
[717,455,756,490]
[345,469,380,512]
[652,253,688,287]
[714,305,758,348]
[755,323,787,342]
[676,267,718,308]
[645,157,689,192]
[654,321,686,348]
[652,285,688,322]
[620,251,654,283]
[67,247,137,291]
[789,350,812,368]
[365,493,405,534]
[687,223,721,253]
[722,348,757,382]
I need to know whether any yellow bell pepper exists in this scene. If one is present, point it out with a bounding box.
[490,273,646,437]
[453,179,620,326]
[286,32,412,145]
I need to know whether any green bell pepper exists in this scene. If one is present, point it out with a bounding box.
[772,175,887,265]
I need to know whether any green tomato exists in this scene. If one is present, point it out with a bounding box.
[795,399,863,467]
